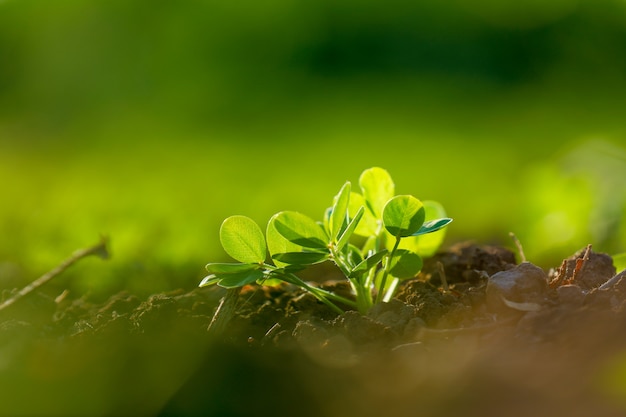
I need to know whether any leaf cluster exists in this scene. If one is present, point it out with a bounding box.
[201,167,452,314]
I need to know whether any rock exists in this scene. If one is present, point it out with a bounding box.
[556,284,585,308]
[554,248,616,290]
[486,262,548,313]
[572,250,615,289]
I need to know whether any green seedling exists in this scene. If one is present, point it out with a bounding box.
[201,167,452,314]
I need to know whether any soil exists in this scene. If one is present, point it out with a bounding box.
[2,241,626,417]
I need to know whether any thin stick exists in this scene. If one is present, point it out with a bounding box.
[436,261,449,293]
[571,244,592,283]
[509,232,526,263]
[0,237,110,313]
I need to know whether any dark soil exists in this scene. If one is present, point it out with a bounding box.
[2,242,626,417]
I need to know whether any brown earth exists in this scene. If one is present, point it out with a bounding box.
[2,242,626,417]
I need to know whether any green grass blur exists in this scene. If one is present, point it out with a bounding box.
[1,0,625,297]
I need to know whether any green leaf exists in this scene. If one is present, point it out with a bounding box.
[217,269,265,288]
[267,216,303,268]
[350,250,388,277]
[399,200,450,257]
[344,244,364,269]
[389,249,423,279]
[330,181,351,240]
[200,269,265,289]
[199,274,220,287]
[322,206,332,237]
[206,262,260,274]
[412,218,453,236]
[257,277,283,287]
[219,215,267,263]
[272,211,329,249]
[336,205,364,251]
[349,192,379,236]
[359,167,395,218]
[272,251,329,265]
[383,195,425,237]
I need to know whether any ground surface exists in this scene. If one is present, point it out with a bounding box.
[2,242,626,417]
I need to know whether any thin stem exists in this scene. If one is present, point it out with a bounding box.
[508,232,526,263]
[376,235,401,304]
[363,220,385,304]
[329,245,370,313]
[383,277,399,302]
[269,268,354,314]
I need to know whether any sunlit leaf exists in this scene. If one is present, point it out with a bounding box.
[350,250,388,277]
[383,195,425,237]
[257,277,283,287]
[412,218,453,236]
[219,215,267,263]
[272,251,329,265]
[359,167,395,218]
[199,274,220,287]
[272,211,329,249]
[267,215,303,268]
[336,205,364,251]
[206,262,260,274]
[399,201,451,257]
[322,206,332,237]
[200,269,265,288]
[216,269,265,288]
[389,249,423,279]
[344,244,364,269]
[349,192,379,236]
[330,181,351,240]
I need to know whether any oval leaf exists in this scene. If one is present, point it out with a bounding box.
[220,216,267,263]
[267,215,303,268]
[389,249,423,279]
[359,167,395,218]
[272,251,329,265]
[399,200,450,257]
[272,211,329,249]
[383,195,425,237]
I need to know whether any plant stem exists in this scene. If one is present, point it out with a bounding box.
[329,246,371,313]
[270,268,354,314]
[383,278,399,302]
[376,236,401,304]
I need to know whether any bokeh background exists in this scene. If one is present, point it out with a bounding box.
[1,0,625,297]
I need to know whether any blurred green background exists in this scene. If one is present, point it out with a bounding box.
[1,0,625,297]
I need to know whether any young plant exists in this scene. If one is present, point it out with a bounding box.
[201,167,452,314]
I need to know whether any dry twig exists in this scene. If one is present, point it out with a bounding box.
[0,237,110,313]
